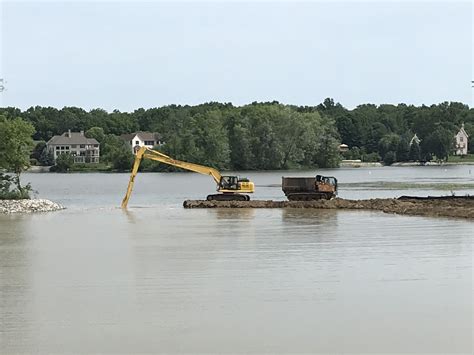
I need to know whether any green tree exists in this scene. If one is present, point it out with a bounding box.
[189,110,230,169]
[246,110,283,169]
[423,127,455,161]
[408,141,421,162]
[100,134,128,163]
[227,116,256,170]
[39,148,55,166]
[396,135,411,162]
[383,151,397,166]
[313,120,341,168]
[110,144,134,171]
[378,133,401,160]
[52,153,74,172]
[0,116,35,197]
[31,141,46,161]
[85,126,106,144]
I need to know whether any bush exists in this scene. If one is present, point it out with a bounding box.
[341,146,361,160]
[0,173,32,200]
[52,153,74,172]
[383,151,397,166]
[69,163,111,172]
[39,149,55,166]
[361,152,381,162]
[110,146,134,171]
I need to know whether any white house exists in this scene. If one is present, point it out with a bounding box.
[454,123,469,156]
[338,143,349,152]
[120,131,164,154]
[46,130,100,163]
[409,133,421,146]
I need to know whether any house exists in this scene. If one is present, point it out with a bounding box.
[409,133,421,146]
[120,131,164,154]
[454,123,469,156]
[46,130,100,163]
[338,144,349,152]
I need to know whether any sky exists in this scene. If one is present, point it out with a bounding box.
[0,0,472,111]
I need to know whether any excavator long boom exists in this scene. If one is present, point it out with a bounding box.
[121,147,223,208]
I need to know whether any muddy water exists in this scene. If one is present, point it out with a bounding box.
[1,167,473,353]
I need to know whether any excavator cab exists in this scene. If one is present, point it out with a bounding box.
[218,176,254,193]
[219,176,239,190]
[211,175,254,201]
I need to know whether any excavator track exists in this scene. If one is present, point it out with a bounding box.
[206,194,250,201]
[287,193,333,201]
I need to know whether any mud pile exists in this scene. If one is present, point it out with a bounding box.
[183,197,474,219]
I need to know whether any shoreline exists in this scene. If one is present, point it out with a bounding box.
[25,161,474,173]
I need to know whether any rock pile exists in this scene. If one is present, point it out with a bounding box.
[183,197,474,219]
[0,199,65,214]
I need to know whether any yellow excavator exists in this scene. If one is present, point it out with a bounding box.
[121,147,255,208]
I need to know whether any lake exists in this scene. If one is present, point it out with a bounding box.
[1,166,473,353]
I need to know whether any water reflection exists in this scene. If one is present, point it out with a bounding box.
[0,168,472,353]
[0,215,35,352]
[281,208,338,226]
[208,208,256,220]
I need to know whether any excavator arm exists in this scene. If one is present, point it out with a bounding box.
[121,146,223,208]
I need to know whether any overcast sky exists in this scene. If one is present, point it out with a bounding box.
[0,0,472,111]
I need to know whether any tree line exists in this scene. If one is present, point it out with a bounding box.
[1,99,473,173]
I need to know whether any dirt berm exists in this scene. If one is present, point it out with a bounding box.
[183,196,474,219]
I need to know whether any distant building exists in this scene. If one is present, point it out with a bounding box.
[338,143,349,152]
[120,131,164,154]
[409,133,421,146]
[46,130,100,163]
[454,123,469,156]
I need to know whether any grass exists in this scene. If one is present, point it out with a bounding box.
[341,181,474,190]
[448,154,474,163]
[69,163,112,172]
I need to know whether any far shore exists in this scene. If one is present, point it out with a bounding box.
[25,161,474,173]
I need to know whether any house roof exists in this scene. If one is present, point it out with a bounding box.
[120,131,163,142]
[47,132,99,145]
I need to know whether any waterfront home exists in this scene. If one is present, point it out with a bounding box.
[46,130,100,163]
[339,143,349,152]
[409,133,421,146]
[454,123,469,156]
[120,131,164,154]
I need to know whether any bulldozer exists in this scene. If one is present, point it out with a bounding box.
[121,147,254,208]
[282,175,338,201]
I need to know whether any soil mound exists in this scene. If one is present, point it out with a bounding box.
[183,196,474,219]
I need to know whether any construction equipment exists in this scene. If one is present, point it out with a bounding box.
[282,175,338,201]
[121,147,254,208]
